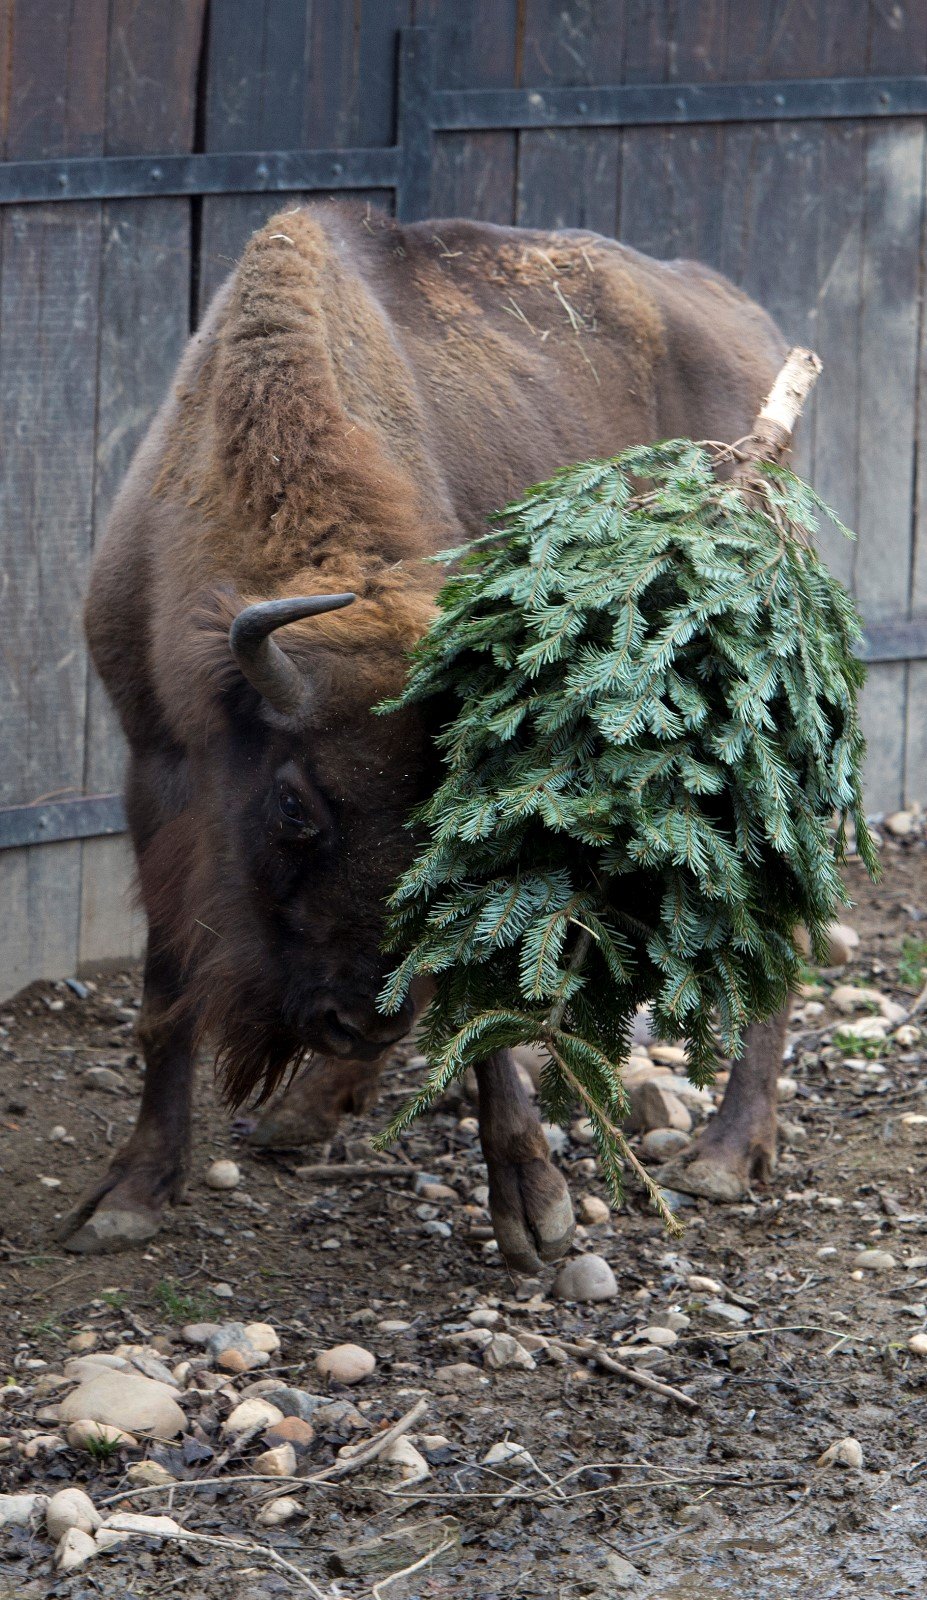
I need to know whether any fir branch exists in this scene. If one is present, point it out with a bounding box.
[375,348,878,1230]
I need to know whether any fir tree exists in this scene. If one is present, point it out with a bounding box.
[375,350,879,1216]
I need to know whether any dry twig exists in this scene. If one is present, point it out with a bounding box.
[553,1337,697,1409]
[370,1537,458,1598]
[306,1397,429,1483]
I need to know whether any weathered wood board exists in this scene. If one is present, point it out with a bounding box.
[1,0,926,1003]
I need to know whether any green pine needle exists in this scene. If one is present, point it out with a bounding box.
[373,440,879,1205]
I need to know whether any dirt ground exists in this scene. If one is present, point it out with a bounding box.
[2,838,927,1599]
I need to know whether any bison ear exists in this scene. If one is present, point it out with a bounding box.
[229,594,355,716]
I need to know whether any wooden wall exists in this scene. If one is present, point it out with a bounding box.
[1,0,925,1001]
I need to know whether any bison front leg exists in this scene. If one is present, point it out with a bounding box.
[654,1004,790,1201]
[475,1049,575,1273]
[58,939,196,1253]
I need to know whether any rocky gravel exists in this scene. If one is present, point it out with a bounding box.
[0,830,926,1597]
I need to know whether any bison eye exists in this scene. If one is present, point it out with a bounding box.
[279,786,307,825]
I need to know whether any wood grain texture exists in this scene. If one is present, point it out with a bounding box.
[78,0,205,971]
[4,0,927,1007]
[0,1,109,1002]
[427,0,520,224]
[516,0,625,235]
[857,6,927,808]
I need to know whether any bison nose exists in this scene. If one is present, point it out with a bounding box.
[320,996,414,1057]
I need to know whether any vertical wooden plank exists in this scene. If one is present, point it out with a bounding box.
[198,1,311,315]
[516,1,625,235]
[619,1,727,266]
[78,0,206,970]
[199,0,410,317]
[426,0,520,223]
[0,0,109,1002]
[857,8,927,809]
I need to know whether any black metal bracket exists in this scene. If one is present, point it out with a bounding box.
[858,618,927,664]
[0,795,127,851]
[0,30,924,207]
[0,148,400,206]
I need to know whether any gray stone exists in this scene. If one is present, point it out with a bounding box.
[553,1254,618,1303]
[640,1127,690,1161]
[264,1386,330,1422]
[46,1488,101,1542]
[55,1527,97,1573]
[84,1066,127,1094]
[700,1299,751,1329]
[0,1493,46,1529]
[58,1371,186,1437]
[854,1249,896,1272]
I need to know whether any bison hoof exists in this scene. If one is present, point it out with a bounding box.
[487,1156,575,1274]
[59,1205,162,1255]
[654,1156,747,1203]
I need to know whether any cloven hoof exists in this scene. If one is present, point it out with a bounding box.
[652,1157,747,1203]
[59,1206,162,1255]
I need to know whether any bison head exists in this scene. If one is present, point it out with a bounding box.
[171,587,436,1107]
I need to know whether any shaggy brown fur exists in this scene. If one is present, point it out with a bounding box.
[72,203,788,1258]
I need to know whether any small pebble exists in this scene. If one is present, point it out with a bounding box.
[38,1175,62,1190]
[58,1370,186,1437]
[418,1181,457,1201]
[381,1436,430,1480]
[641,1127,691,1160]
[46,1489,102,1542]
[776,1077,798,1102]
[256,1496,301,1527]
[553,1254,618,1303]
[638,1325,678,1347]
[55,1527,97,1573]
[467,1307,501,1328]
[854,1249,896,1272]
[578,1194,610,1226]
[67,1332,99,1355]
[0,1492,47,1529]
[700,1300,750,1328]
[102,1511,181,1538]
[205,1159,241,1190]
[126,1461,176,1487]
[222,1399,284,1436]
[211,1282,234,1299]
[264,1416,316,1449]
[433,1363,487,1391]
[818,1437,864,1469]
[484,1333,536,1371]
[649,1044,687,1066]
[84,1066,126,1093]
[315,1344,376,1385]
[687,1274,723,1294]
[66,1420,138,1451]
[216,1347,269,1374]
[253,1442,297,1477]
[482,1440,528,1467]
[570,1117,596,1144]
[885,809,916,837]
[907,1333,927,1356]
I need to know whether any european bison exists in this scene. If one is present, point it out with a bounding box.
[65,205,789,1263]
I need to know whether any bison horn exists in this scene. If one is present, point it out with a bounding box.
[229,593,356,714]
